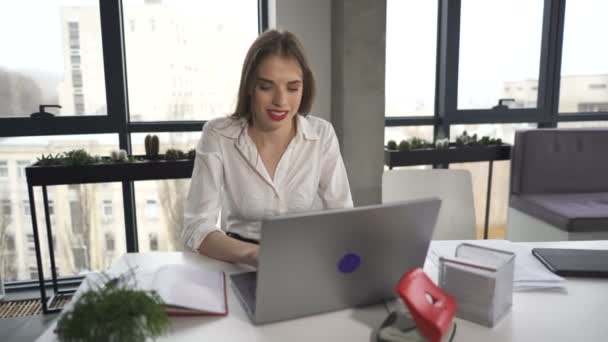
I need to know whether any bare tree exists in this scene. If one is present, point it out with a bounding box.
[159,180,188,251]
[0,196,17,281]
[66,184,100,272]
[0,67,43,116]
[157,98,193,251]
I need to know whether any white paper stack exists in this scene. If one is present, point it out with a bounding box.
[427,239,566,291]
[438,243,514,327]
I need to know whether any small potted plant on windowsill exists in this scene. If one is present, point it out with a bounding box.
[26,136,196,186]
[384,131,511,168]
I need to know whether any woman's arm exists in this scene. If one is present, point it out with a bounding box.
[197,231,258,267]
[318,124,354,209]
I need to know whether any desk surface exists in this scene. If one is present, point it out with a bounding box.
[36,240,608,342]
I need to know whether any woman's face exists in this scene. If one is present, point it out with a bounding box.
[250,54,303,132]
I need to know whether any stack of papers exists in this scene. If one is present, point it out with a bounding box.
[427,240,566,291]
[132,263,227,316]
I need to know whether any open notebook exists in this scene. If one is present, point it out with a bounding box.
[133,263,227,316]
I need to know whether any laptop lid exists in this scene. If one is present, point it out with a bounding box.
[252,198,441,324]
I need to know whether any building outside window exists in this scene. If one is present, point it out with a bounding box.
[105,233,115,252]
[17,160,30,178]
[0,161,8,177]
[23,200,30,216]
[102,200,113,223]
[1,199,11,217]
[149,233,158,251]
[145,199,159,220]
[68,21,80,49]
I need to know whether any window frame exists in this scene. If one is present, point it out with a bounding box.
[1,0,267,291]
[386,0,608,140]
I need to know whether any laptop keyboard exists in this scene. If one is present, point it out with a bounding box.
[231,272,258,314]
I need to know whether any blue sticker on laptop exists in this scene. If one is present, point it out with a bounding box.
[338,253,361,273]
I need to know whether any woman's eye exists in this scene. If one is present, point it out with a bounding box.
[288,88,300,92]
[258,84,272,91]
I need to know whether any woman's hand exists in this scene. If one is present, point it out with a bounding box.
[240,245,259,267]
[198,231,259,267]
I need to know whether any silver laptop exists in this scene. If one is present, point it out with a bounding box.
[230,198,441,324]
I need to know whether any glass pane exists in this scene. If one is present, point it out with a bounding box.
[122,0,258,121]
[0,135,122,283]
[131,132,200,252]
[559,0,608,113]
[0,0,107,117]
[385,126,434,145]
[385,0,437,117]
[130,131,201,156]
[384,126,434,171]
[458,0,544,110]
[449,124,535,239]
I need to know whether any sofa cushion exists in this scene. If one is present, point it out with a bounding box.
[510,129,608,194]
[510,192,608,232]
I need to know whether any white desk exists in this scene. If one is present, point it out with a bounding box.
[36,240,608,342]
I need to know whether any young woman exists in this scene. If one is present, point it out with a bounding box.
[182,29,353,267]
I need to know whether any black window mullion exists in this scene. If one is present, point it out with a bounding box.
[99,0,138,253]
[0,116,116,137]
[128,121,206,133]
[258,0,269,32]
[537,0,566,128]
[436,0,460,139]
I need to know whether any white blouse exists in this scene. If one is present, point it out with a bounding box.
[182,115,353,252]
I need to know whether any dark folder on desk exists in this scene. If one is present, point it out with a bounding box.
[532,248,608,278]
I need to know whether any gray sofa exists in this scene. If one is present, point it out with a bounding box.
[507,129,608,241]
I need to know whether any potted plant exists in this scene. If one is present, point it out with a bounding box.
[384,131,511,168]
[55,272,170,342]
[26,136,197,186]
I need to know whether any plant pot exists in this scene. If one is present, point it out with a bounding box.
[384,143,512,168]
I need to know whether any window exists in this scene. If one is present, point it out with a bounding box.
[70,55,81,65]
[26,233,35,252]
[70,200,84,235]
[149,233,159,251]
[0,161,7,177]
[4,234,15,252]
[17,160,30,178]
[68,22,80,49]
[578,103,608,113]
[74,94,85,115]
[105,233,115,252]
[72,246,88,270]
[449,123,535,238]
[72,69,83,88]
[0,135,124,282]
[589,84,607,90]
[122,0,258,121]
[102,199,113,223]
[129,19,136,32]
[23,200,30,216]
[29,267,38,280]
[145,199,159,220]
[1,199,11,216]
[385,0,437,117]
[0,2,106,117]
[458,0,544,110]
[559,1,608,113]
[45,199,55,216]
